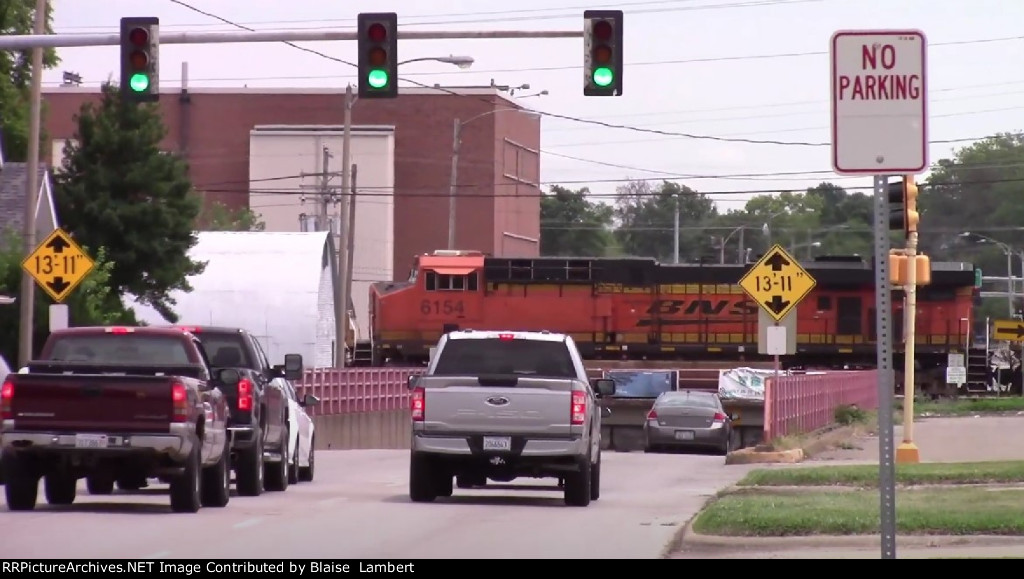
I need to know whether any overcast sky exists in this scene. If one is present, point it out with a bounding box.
[45,0,1024,212]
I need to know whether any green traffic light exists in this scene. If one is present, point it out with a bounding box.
[129,73,150,92]
[592,67,614,87]
[367,69,389,89]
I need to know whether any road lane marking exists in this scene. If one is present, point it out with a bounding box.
[233,517,263,529]
[317,497,350,506]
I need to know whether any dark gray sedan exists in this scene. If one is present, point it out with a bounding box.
[643,390,732,455]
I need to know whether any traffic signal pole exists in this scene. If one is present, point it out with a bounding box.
[0,29,582,50]
[897,175,921,465]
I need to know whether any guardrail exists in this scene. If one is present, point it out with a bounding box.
[763,370,879,441]
[296,368,422,416]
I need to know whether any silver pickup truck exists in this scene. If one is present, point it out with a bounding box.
[407,330,616,507]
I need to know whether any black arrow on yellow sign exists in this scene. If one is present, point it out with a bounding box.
[46,277,71,294]
[45,235,71,253]
[764,251,790,271]
[764,295,790,315]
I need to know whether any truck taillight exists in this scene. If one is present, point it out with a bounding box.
[171,382,188,422]
[237,378,253,411]
[411,387,425,421]
[1,380,13,420]
[571,391,586,425]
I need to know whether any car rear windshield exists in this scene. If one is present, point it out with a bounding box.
[194,333,253,369]
[432,338,576,378]
[660,392,720,409]
[48,335,193,365]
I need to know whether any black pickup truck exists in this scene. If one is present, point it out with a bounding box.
[166,326,303,495]
[1,326,234,513]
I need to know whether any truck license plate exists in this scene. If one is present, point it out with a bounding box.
[675,431,695,441]
[74,434,109,449]
[482,436,511,451]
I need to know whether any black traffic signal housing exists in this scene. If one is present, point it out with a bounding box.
[119,17,160,103]
[888,176,920,238]
[357,13,398,99]
[583,10,623,96]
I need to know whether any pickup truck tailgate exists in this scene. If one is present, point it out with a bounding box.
[419,375,575,436]
[8,373,178,433]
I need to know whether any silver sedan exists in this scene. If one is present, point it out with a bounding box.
[643,390,733,455]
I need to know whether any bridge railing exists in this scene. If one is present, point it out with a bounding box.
[296,368,423,416]
[763,370,879,442]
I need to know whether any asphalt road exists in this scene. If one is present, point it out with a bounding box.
[0,450,752,559]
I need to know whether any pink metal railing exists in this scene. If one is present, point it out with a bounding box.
[295,368,423,416]
[763,370,879,441]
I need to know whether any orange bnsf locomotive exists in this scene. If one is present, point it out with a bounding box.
[367,250,978,376]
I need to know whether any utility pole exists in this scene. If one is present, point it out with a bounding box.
[17,0,48,367]
[447,119,461,250]
[672,195,680,264]
[336,84,354,367]
[344,164,358,358]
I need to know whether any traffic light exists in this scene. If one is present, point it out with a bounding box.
[119,17,159,103]
[583,10,623,96]
[887,176,920,238]
[357,13,398,99]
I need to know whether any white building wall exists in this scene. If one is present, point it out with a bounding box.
[248,126,395,341]
[315,260,336,367]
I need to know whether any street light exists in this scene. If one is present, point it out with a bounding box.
[448,107,541,249]
[399,55,474,69]
[959,231,1023,316]
[333,53,475,367]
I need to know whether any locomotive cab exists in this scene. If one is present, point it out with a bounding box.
[370,250,485,365]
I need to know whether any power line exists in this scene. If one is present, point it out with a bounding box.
[163,1,1018,149]
[216,174,1024,199]
[70,0,817,32]
[193,157,1024,192]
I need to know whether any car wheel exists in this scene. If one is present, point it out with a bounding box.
[264,427,290,492]
[299,435,315,482]
[564,458,592,507]
[409,453,437,503]
[44,473,77,506]
[590,449,602,501]
[169,446,202,513]
[86,474,115,495]
[235,429,264,497]
[200,441,231,507]
[3,452,38,511]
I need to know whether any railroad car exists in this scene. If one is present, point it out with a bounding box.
[367,250,979,384]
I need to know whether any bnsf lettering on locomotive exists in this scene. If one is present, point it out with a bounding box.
[638,299,757,326]
[644,299,755,316]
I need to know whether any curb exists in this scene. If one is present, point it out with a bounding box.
[679,527,1024,550]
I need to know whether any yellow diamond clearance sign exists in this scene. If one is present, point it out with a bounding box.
[21,229,96,303]
[738,244,817,323]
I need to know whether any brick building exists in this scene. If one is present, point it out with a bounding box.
[41,86,542,276]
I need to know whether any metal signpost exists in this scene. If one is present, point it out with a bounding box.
[740,244,817,377]
[831,29,929,560]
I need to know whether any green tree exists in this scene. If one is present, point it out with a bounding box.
[540,185,613,256]
[0,232,136,364]
[0,0,59,161]
[198,199,266,231]
[921,133,1024,317]
[52,83,205,322]
[613,180,717,262]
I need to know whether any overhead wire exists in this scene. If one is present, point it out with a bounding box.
[165,0,1017,149]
